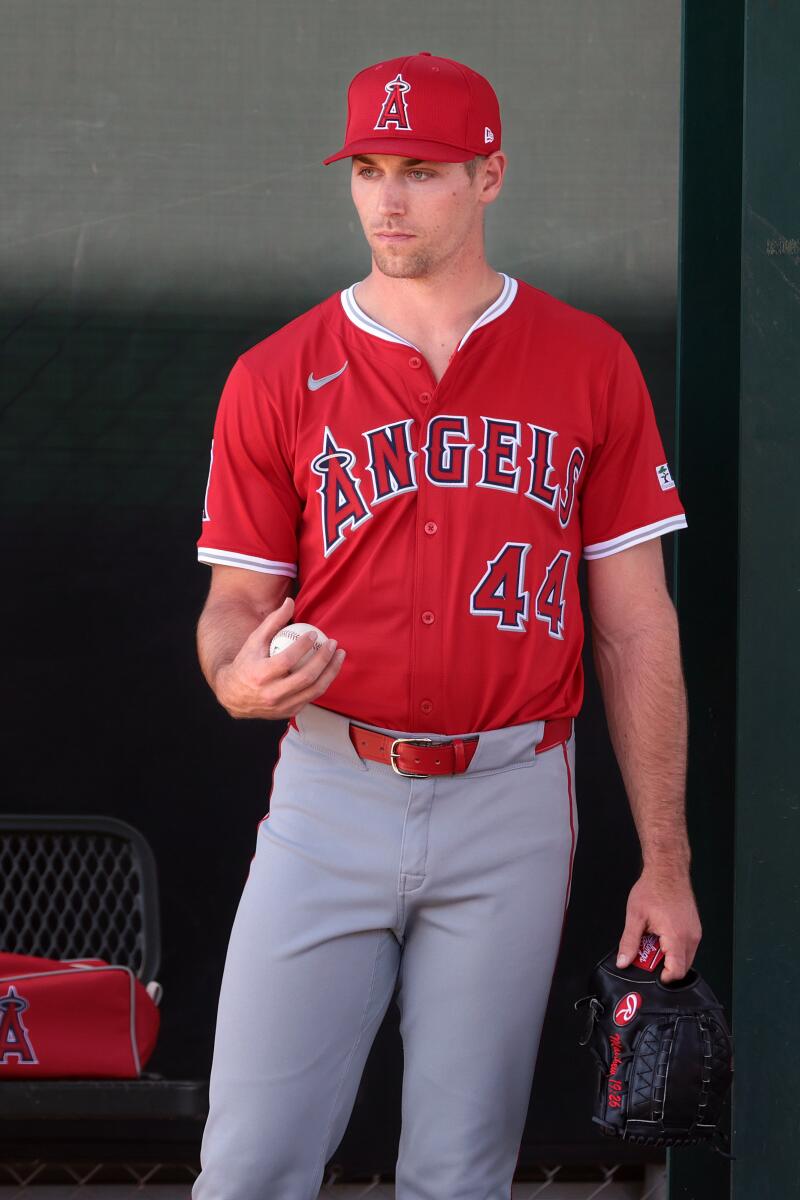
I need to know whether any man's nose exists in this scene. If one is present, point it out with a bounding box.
[376,179,405,215]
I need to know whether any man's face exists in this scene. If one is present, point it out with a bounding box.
[350,153,497,280]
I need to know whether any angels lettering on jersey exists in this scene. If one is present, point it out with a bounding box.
[310,414,584,557]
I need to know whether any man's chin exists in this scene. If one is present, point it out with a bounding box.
[372,247,431,279]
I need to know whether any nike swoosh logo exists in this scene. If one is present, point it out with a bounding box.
[307,361,348,391]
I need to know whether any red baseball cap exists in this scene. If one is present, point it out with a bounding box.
[322,52,501,165]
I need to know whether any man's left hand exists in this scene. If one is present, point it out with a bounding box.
[615,868,702,983]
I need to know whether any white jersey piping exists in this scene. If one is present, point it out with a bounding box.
[340,273,518,353]
[582,514,688,560]
[198,547,298,577]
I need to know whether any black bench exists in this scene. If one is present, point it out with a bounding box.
[0,813,208,1123]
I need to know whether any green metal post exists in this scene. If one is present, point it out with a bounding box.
[671,1,743,1196]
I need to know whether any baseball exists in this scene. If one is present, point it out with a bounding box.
[269,622,327,670]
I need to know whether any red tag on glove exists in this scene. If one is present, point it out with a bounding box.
[636,933,665,972]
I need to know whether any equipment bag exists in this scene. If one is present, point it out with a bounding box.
[0,951,161,1078]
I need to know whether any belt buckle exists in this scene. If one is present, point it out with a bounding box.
[390,736,435,778]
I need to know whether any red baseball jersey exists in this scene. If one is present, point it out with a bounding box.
[197,275,686,734]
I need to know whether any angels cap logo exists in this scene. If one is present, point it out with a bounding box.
[374,73,412,132]
[613,991,643,1026]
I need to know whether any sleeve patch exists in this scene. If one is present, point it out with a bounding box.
[656,463,676,491]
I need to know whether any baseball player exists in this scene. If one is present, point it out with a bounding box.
[192,53,701,1200]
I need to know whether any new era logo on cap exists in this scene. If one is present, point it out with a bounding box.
[322,52,502,166]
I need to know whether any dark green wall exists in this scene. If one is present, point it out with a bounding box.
[670,1,743,1195]
[733,1,800,1195]
[674,2,800,1196]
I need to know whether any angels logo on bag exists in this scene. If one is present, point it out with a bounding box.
[0,985,37,1065]
[612,991,643,1026]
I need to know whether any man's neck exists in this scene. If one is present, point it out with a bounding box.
[353,257,505,349]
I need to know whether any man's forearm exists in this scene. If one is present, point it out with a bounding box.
[591,603,690,876]
[197,596,274,694]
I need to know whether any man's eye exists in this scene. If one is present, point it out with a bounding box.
[409,170,431,181]
[358,167,376,178]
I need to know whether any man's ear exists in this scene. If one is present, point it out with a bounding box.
[481,151,507,203]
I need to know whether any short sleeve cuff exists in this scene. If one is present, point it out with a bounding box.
[197,547,298,577]
[582,514,688,560]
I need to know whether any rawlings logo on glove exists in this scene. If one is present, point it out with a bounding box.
[612,992,642,1025]
[574,935,734,1155]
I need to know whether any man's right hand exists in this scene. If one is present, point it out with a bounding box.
[214,596,346,720]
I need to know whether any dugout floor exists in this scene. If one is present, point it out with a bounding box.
[0,1170,668,1200]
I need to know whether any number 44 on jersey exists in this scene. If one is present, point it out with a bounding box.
[470,543,570,637]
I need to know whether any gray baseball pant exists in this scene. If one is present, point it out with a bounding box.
[192,701,578,1200]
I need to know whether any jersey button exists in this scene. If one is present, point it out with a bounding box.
[420,699,433,714]
[421,610,435,625]
[424,521,438,535]
[419,391,431,403]
[408,355,423,369]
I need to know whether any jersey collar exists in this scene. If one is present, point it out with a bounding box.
[340,272,518,354]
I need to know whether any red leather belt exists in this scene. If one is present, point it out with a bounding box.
[348,716,573,778]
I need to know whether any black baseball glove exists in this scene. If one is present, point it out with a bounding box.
[574,937,734,1155]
